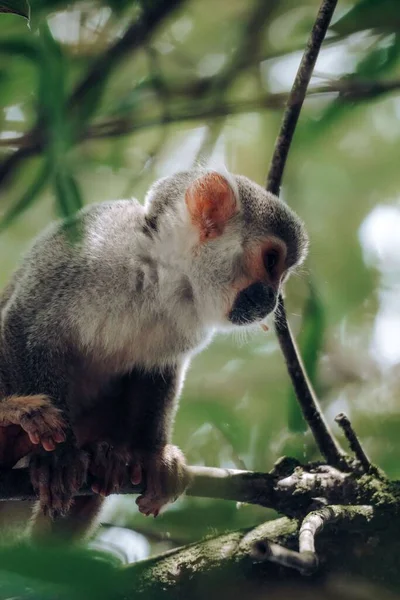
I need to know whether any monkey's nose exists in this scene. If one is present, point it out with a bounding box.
[228,282,277,325]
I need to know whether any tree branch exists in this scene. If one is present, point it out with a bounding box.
[252,505,374,575]
[335,413,379,475]
[120,506,398,599]
[3,77,399,151]
[266,0,338,196]
[69,0,187,113]
[0,0,187,190]
[1,461,396,518]
[265,0,346,469]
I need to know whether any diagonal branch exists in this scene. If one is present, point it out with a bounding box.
[68,0,187,112]
[335,413,380,475]
[265,0,346,468]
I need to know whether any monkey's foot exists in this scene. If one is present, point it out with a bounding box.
[89,442,130,497]
[133,444,190,517]
[0,394,66,451]
[30,446,89,518]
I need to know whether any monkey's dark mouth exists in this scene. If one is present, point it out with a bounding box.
[228,282,277,326]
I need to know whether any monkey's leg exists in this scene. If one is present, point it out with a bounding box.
[10,342,90,518]
[0,395,66,451]
[30,496,104,543]
[80,364,189,516]
[128,365,190,516]
[90,364,189,517]
[71,396,132,498]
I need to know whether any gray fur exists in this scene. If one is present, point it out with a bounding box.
[0,168,308,533]
[0,166,308,413]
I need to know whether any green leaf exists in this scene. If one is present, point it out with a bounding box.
[70,76,108,132]
[0,159,51,233]
[110,77,155,116]
[54,168,83,220]
[355,34,400,78]
[36,24,85,223]
[0,0,29,18]
[37,23,66,148]
[333,0,400,35]
[287,280,325,433]
[0,38,39,61]
[0,543,122,598]
[179,400,249,453]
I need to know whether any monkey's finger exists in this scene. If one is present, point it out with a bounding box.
[41,437,56,452]
[50,487,67,515]
[28,431,40,445]
[69,463,86,493]
[91,483,100,494]
[34,469,52,513]
[131,464,142,485]
[53,429,66,443]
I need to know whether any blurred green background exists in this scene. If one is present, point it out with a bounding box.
[0,0,400,574]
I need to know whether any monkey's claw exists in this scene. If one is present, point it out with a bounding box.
[89,442,129,496]
[135,444,189,517]
[30,446,89,518]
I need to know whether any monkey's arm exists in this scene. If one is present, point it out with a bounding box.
[0,395,66,451]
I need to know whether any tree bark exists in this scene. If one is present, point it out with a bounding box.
[116,510,400,600]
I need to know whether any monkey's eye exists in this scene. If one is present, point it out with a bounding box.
[263,249,280,274]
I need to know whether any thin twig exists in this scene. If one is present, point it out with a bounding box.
[266,0,339,195]
[251,539,317,575]
[265,0,345,468]
[335,413,376,474]
[2,77,400,150]
[68,0,187,112]
[0,0,187,190]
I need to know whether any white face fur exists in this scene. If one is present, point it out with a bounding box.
[71,168,308,371]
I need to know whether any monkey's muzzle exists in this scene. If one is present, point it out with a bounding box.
[228,282,277,326]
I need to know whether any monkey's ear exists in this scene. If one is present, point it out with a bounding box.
[185,172,238,242]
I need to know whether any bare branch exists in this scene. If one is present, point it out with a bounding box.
[265,0,345,469]
[335,413,378,475]
[0,463,371,514]
[251,538,318,574]
[266,0,339,195]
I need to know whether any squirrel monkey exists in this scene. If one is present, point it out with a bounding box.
[0,169,308,539]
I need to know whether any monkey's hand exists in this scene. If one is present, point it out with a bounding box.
[89,442,130,497]
[132,444,190,517]
[0,394,66,451]
[30,444,89,518]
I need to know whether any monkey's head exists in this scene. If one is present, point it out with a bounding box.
[145,169,308,330]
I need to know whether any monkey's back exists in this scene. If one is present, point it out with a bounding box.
[0,199,146,398]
